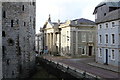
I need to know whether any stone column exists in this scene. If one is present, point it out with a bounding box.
[76,31,78,55]
[50,33,52,49]
[46,33,49,48]
[59,32,61,55]
[53,32,56,52]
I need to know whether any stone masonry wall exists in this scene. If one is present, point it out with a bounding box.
[2,2,36,78]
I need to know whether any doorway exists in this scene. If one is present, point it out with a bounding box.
[89,46,92,56]
[105,49,108,65]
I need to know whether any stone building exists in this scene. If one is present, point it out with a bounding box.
[43,15,61,55]
[59,18,96,57]
[0,0,36,79]
[93,0,120,66]
[42,16,96,57]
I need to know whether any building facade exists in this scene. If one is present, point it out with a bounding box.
[93,1,120,66]
[43,16,96,57]
[0,0,36,78]
[59,18,96,57]
[43,15,61,55]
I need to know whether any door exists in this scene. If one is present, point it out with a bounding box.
[105,49,108,65]
[89,46,92,56]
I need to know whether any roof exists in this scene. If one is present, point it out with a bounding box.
[72,18,95,25]
[95,8,120,23]
[93,1,120,14]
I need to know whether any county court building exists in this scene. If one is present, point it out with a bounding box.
[93,1,120,66]
[0,0,36,79]
[42,16,96,57]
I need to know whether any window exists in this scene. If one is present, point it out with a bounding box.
[73,31,76,43]
[8,38,14,46]
[24,22,26,26]
[82,33,86,42]
[3,11,6,18]
[67,31,69,41]
[106,23,108,28]
[99,25,102,29]
[6,59,10,65]
[106,34,108,43]
[89,33,93,42]
[112,22,115,27]
[99,48,102,57]
[104,13,106,16]
[22,5,24,11]
[2,31,5,37]
[30,17,31,22]
[32,2,35,6]
[33,18,35,29]
[16,19,19,24]
[112,34,115,44]
[11,20,13,27]
[2,46,6,58]
[99,35,102,43]
[111,50,115,60]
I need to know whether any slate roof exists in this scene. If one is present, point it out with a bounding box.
[71,18,95,25]
[95,8,120,23]
[93,1,120,14]
[72,18,95,25]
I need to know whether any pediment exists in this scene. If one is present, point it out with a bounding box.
[45,22,53,29]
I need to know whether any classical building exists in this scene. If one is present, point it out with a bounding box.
[59,18,96,57]
[93,1,120,66]
[0,0,36,78]
[43,15,61,55]
[43,16,96,57]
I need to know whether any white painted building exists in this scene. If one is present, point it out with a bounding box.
[43,16,96,57]
[59,18,96,57]
[93,1,120,66]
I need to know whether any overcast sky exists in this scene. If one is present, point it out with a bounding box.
[36,0,103,33]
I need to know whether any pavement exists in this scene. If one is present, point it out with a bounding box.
[88,62,120,73]
[42,55,120,79]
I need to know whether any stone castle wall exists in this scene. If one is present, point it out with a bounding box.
[1,2,36,78]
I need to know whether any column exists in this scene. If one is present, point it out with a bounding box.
[76,31,78,55]
[59,32,61,54]
[53,33,56,52]
[50,33,52,49]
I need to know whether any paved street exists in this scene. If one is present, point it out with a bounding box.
[43,56,120,79]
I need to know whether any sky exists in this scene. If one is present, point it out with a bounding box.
[36,0,103,33]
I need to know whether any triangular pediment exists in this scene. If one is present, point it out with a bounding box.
[45,22,53,29]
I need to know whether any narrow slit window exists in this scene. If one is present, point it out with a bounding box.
[2,46,6,58]
[24,22,26,26]
[2,31,6,37]
[3,11,6,18]
[22,5,24,11]
[11,20,13,27]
